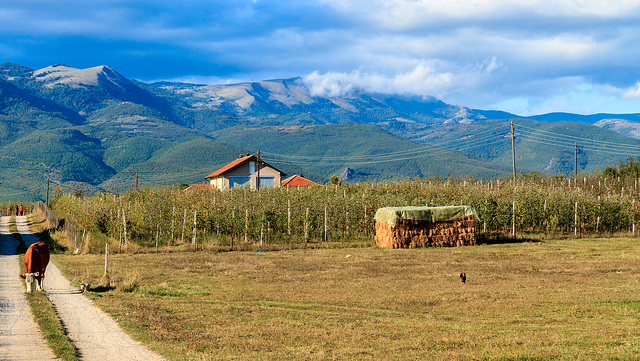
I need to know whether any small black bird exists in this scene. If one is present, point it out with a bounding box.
[460,272,466,283]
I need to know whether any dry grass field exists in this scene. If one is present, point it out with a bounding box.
[53,237,640,360]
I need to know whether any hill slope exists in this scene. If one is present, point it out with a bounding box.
[213,123,512,181]
[387,118,640,174]
[2,62,640,201]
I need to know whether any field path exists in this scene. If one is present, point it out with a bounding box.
[15,216,167,361]
[0,215,57,360]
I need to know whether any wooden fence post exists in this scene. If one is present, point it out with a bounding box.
[192,210,197,248]
[118,209,122,251]
[574,201,578,237]
[122,209,128,248]
[345,210,349,237]
[287,200,291,236]
[181,209,187,243]
[324,206,328,242]
[104,243,110,286]
[633,199,636,236]
[543,199,547,237]
[511,200,515,237]
[171,206,175,240]
[364,204,368,235]
[305,207,309,243]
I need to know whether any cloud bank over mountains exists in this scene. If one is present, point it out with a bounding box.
[2,0,640,115]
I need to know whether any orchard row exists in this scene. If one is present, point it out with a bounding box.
[50,174,640,251]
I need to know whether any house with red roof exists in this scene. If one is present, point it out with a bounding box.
[281,175,321,187]
[205,153,285,190]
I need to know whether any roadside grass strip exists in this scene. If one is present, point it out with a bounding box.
[25,292,80,361]
[17,215,80,361]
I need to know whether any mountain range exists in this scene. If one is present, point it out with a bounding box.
[1,62,640,202]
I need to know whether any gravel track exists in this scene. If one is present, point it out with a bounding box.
[12,216,167,361]
[0,216,56,360]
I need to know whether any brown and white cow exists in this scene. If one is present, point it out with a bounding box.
[20,241,50,292]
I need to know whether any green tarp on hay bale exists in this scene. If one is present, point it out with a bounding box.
[375,205,480,227]
[374,206,480,248]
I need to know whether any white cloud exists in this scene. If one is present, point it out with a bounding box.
[4,0,640,115]
[322,0,640,24]
[302,62,455,98]
[622,82,640,100]
[479,56,501,73]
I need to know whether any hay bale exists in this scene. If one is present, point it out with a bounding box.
[375,216,476,248]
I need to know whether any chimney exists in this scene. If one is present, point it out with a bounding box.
[246,153,250,157]
[239,154,243,158]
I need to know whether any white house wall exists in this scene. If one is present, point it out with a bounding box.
[208,160,282,189]
[251,166,281,189]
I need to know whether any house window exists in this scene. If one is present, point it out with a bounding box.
[249,161,255,174]
[259,177,275,188]
[229,176,251,188]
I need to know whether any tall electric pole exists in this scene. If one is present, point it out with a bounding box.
[511,120,516,184]
[256,150,261,191]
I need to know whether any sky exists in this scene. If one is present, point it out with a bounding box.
[2,0,640,116]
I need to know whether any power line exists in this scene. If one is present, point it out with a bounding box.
[263,130,512,165]
[517,130,640,155]
[517,124,640,150]
[261,123,511,163]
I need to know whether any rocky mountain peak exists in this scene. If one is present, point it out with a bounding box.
[340,167,356,182]
[32,64,128,89]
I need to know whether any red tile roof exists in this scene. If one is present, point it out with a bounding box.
[281,175,321,187]
[205,155,256,179]
[183,184,217,192]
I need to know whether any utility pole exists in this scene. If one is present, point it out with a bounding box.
[135,173,139,191]
[256,150,261,191]
[511,120,516,184]
[46,178,50,208]
[574,142,578,179]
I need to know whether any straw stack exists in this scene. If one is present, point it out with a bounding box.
[375,216,476,248]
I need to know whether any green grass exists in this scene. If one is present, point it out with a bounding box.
[51,236,640,360]
[25,292,79,361]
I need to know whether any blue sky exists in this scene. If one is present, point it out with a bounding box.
[2,0,640,116]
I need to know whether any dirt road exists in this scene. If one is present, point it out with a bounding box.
[0,216,167,361]
[13,216,167,361]
[0,215,56,360]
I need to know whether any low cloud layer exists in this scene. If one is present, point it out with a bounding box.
[2,0,640,115]
[303,63,454,98]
